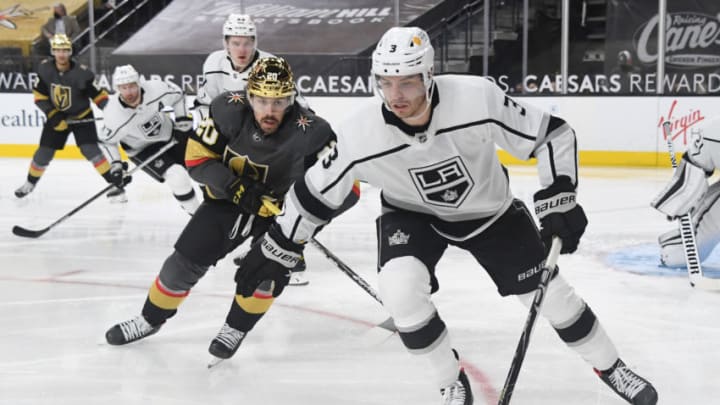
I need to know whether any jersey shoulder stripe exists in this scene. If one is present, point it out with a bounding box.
[319,144,410,194]
[145,91,182,105]
[436,118,536,141]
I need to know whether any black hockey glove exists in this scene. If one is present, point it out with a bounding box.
[533,175,587,254]
[105,161,132,189]
[235,223,304,298]
[226,177,272,215]
[46,111,68,131]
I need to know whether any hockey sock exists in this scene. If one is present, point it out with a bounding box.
[142,276,189,326]
[226,281,275,332]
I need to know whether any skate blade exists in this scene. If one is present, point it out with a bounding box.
[207,356,226,369]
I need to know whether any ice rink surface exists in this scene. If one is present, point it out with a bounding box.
[0,158,718,405]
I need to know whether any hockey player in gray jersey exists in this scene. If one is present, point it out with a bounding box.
[99,64,199,214]
[196,13,309,284]
[104,57,359,362]
[234,27,658,405]
[194,13,274,120]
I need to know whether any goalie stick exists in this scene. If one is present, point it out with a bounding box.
[498,237,562,405]
[12,140,177,238]
[662,121,720,291]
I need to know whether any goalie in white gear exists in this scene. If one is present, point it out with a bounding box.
[652,116,720,267]
[99,64,200,214]
[234,27,658,405]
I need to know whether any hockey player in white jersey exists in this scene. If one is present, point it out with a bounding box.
[100,64,199,214]
[194,14,274,120]
[652,116,720,267]
[233,27,658,405]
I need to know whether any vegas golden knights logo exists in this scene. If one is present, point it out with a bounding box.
[226,150,269,183]
[51,84,72,111]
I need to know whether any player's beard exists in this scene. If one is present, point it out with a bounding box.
[259,115,280,134]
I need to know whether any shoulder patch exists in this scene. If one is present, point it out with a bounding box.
[225,92,245,104]
[295,115,313,132]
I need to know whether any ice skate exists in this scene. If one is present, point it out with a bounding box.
[595,359,658,405]
[14,181,35,198]
[288,257,308,286]
[207,323,246,368]
[106,186,128,203]
[440,368,473,405]
[105,315,162,345]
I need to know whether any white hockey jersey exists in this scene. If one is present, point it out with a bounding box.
[99,78,187,161]
[278,74,578,242]
[195,48,274,111]
[685,115,720,171]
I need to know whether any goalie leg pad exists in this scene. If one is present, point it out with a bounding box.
[659,181,720,267]
[651,158,709,218]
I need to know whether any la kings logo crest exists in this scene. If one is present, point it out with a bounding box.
[409,156,474,208]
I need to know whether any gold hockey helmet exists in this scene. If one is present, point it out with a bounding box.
[247,57,295,98]
[50,34,72,50]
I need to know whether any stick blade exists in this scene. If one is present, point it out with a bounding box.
[12,225,47,238]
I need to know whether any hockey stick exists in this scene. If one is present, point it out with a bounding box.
[67,117,104,125]
[261,200,396,332]
[309,237,396,332]
[12,140,177,238]
[662,122,720,291]
[498,236,562,405]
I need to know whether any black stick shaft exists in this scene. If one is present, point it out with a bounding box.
[498,237,562,405]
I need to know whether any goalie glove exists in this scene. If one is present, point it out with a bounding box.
[534,175,588,254]
[651,155,709,219]
[234,223,304,298]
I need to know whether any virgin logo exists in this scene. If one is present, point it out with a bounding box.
[635,12,720,67]
[658,99,705,144]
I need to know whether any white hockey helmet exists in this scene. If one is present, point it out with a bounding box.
[223,13,257,38]
[112,64,139,90]
[371,27,435,92]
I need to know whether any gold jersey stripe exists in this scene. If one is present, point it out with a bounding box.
[185,138,221,164]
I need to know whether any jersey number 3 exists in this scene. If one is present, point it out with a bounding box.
[320,141,339,169]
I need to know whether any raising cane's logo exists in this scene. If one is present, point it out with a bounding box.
[635,12,720,68]
[658,99,705,144]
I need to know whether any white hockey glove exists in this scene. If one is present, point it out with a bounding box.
[651,156,709,219]
[173,116,194,133]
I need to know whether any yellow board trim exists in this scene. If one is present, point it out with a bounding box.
[496,150,678,168]
[1,145,127,159]
[0,145,679,168]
